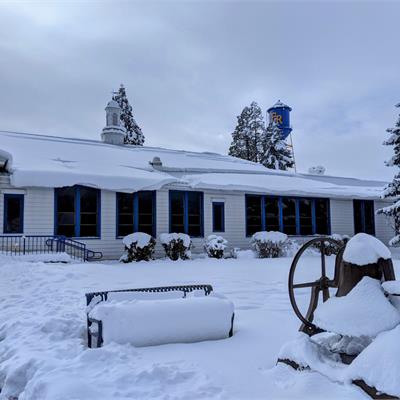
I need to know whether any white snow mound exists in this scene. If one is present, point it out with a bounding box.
[122,232,153,248]
[252,231,288,244]
[382,280,400,295]
[343,233,391,266]
[314,277,400,337]
[160,232,191,247]
[347,325,400,397]
[89,295,234,347]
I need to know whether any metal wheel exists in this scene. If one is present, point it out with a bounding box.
[288,237,345,336]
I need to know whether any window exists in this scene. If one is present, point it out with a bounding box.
[246,195,262,236]
[55,186,100,237]
[112,113,118,126]
[169,191,203,237]
[265,197,280,231]
[315,199,330,235]
[137,191,155,234]
[245,194,330,236]
[3,194,24,234]
[116,191,156,237]
[117,193,134,237]
[354,200,375,235]
[212,202,225,232]
[299,199,313,235]
[282,198,297,235]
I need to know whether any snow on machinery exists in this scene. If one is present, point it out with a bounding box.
[86,284,234,348]
[278,233,400,399]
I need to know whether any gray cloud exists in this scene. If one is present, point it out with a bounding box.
[0,1,399,180]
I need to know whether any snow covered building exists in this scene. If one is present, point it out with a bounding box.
[0,100,394,259]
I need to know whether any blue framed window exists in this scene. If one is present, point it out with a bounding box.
[169,190,203,237]
[3,194,24,234]
[55,186,100,238]
[116,191,156,237]
[245,194,330,236]
[212,202,225,232]
[353,200,375,235]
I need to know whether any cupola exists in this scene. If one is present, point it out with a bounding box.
[101,99,126,145]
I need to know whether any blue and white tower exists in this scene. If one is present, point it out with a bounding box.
[267,100,292,140]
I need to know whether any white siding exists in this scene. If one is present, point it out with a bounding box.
[375,200,395,246]
[330,199,355,236]
[0,179,396,259]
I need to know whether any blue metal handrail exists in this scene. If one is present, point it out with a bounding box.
[0,235,102,261]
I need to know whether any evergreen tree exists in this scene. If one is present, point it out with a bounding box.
[377,103,400,245]
[261,122,294,170]
[228,101,265,163]
[112,84,144,145]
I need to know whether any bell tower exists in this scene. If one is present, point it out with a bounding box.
[101,99,126,145]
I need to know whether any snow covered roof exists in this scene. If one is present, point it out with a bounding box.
[106,100,120,109]
[0,130,386,198]
[267,100,292,111]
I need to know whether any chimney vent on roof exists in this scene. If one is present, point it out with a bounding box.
[149,156,163,169]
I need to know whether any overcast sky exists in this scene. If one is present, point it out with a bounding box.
[0,1,399,180]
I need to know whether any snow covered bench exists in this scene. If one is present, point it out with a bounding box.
[85,285,234,348]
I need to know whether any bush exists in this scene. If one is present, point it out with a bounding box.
[120,232,156,262]
[160,233,192,261]
[251,231,289,258]
[204,235,228,259]
[312,233,350,256]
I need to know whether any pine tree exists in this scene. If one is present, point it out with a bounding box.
[112,84,145,145]
[228,102,265,163]
[261,122,294,170]
[377,103,400,245]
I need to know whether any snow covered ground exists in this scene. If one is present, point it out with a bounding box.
[1,254,399,399]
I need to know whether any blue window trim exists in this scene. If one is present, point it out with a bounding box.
[245,194,331,237]
[353,199,375,235]
[169,190,204,237]
[54,186,101,238]
[3,194,24,234]
[212,202,225,232]
[115,191,156,238]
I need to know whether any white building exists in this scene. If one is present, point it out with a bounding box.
[0,100,394,259]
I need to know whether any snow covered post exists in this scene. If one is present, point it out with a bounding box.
[336,233,395,297]
[377,103,400,246]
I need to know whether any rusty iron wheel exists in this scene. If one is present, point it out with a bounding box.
[288,237,345,336]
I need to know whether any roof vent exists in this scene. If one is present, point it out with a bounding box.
[149,156,163,168]
[308,165,326,175]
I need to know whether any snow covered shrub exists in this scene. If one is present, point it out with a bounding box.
[160,233,192,261]
[120,232,156,262]
[204,235,228,259]
[312,233,350,256]
[251,231,289,258]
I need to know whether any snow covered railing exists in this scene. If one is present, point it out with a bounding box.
[85,284,235,348]
[0,235,102,261]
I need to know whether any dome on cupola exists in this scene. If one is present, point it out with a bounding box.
[106,99,120,109]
